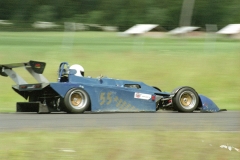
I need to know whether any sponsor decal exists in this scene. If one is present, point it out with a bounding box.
[134,92,151,100]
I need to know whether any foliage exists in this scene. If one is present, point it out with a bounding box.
[0,0,239,31]
[32,5,56,22]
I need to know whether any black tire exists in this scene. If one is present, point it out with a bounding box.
[172,87,199,112]
[64,88,90,113]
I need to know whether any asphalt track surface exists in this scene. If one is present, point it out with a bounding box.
[0,111,239,132]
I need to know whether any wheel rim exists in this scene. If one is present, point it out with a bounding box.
[179,91,197,110]
[69,90,87,109]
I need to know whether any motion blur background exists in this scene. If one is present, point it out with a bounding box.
[0,1,240,159]
[0,0,239,112]
[0,0,239,31]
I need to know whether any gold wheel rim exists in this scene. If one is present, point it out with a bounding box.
[180,93,192,107]
[71,93,82,106]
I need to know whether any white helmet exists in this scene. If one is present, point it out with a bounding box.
[70,64,84,77]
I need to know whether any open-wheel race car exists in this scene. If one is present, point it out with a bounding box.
[0,60,225,113]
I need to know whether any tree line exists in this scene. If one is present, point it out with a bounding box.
[0,0,239,31]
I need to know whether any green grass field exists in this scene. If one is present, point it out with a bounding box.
[0,32,239,159]
[0,130,239,160]
[0,32,239,111]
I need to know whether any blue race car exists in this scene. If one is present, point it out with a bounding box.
[0,60,225,113]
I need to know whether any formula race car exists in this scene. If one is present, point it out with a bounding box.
[0,60,225,113]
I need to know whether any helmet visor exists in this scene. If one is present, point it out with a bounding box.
[81,71,84,77]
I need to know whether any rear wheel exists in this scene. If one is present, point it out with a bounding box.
[64,88,90,113]
[173,87,199,112]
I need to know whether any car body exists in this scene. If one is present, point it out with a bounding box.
[0,60,225,113]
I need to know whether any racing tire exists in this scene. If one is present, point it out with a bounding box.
[64,88,90,113]
[172,87,199,112]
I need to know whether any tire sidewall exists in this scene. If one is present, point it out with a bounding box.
[173,87,199,112]
[64,88,90,113]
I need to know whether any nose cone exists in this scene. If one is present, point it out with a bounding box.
[199,95,220,112]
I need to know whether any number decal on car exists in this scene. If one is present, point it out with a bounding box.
[107,92,112,105]
[99,91,137,110]
[100,92,105,105]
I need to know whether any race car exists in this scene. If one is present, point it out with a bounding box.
[0,60,225,113]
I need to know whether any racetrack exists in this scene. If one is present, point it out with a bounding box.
[0,111,239,132]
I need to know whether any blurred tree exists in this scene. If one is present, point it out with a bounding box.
[32,5,56,22]
[192,0,231,28]
[0,0,13,20]
[0,0,239,31]
[74,0,101,14]
[9,0,38,30]
[86,11,104,24]
[53,0,76,21]
[222,0,240,26]
[163,1,182,30]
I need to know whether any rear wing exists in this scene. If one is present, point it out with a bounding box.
[0,60,49,85]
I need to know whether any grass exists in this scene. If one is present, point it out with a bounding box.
[0,130,239,160]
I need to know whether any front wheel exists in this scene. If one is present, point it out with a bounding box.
[64,88,90,113]
[173,87,199,112]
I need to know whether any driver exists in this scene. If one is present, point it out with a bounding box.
[69,64,84,77]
